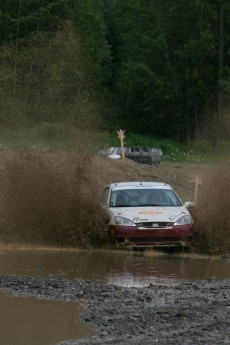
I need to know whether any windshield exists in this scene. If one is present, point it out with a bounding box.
[109,188,182,207]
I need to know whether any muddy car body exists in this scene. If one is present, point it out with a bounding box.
[102,181,194,248]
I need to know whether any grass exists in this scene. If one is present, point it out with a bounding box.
[0,122,229,163]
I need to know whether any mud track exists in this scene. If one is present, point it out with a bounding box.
[0,275,229,345]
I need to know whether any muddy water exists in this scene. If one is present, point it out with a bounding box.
[0,247,229,286]
[0,247,229,345]
[0,293,93,345]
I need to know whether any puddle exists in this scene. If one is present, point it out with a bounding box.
[0,247,229,344]
[0,292,93,345]
[0,247,229,287]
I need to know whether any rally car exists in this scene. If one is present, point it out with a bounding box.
[101,181,194,248]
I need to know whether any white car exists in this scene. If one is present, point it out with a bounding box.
[102,181,194,248]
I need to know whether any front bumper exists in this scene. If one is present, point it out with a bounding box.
[108,224,194,247]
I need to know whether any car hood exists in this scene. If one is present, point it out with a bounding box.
[109,206,190,223]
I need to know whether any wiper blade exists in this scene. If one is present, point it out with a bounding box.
[112,205,129,207]
[137,203,160,207]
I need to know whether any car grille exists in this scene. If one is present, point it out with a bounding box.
[136,222,173,228]
[130,237,181,243]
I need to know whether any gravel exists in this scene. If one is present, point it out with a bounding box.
[0,275,230,345]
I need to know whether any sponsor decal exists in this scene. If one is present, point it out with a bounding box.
[133,217,149,222]
[139,211,163,215]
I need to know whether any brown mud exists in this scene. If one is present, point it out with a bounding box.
[0,149,229,253]
[0,275,229,345]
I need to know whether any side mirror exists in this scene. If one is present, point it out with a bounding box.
[184,201,194,208]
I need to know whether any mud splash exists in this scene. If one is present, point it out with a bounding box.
[192,162,230,254]
[0,149,229,254]
[0,151,109,247]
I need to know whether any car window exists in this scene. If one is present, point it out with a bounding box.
[109,189,182,207]
[164,190,182,206]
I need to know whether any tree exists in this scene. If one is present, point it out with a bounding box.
[0,0,69,44]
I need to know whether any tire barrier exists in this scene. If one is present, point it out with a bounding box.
[98,147,162,166]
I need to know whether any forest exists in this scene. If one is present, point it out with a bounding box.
[0,0,230,144]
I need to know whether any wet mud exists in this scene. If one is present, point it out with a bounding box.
[0,275,229,345]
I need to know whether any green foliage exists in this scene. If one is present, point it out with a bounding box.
[0,0,69,44]
[0,22,100,129]
[0,0,230,144]
[69,0,112,98]
[0,124,229,164]
[0,122,102,153]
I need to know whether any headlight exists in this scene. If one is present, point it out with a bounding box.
[174,215,193,225]
[114,216,136,226]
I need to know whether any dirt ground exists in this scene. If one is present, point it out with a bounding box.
[0,274,229,345]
